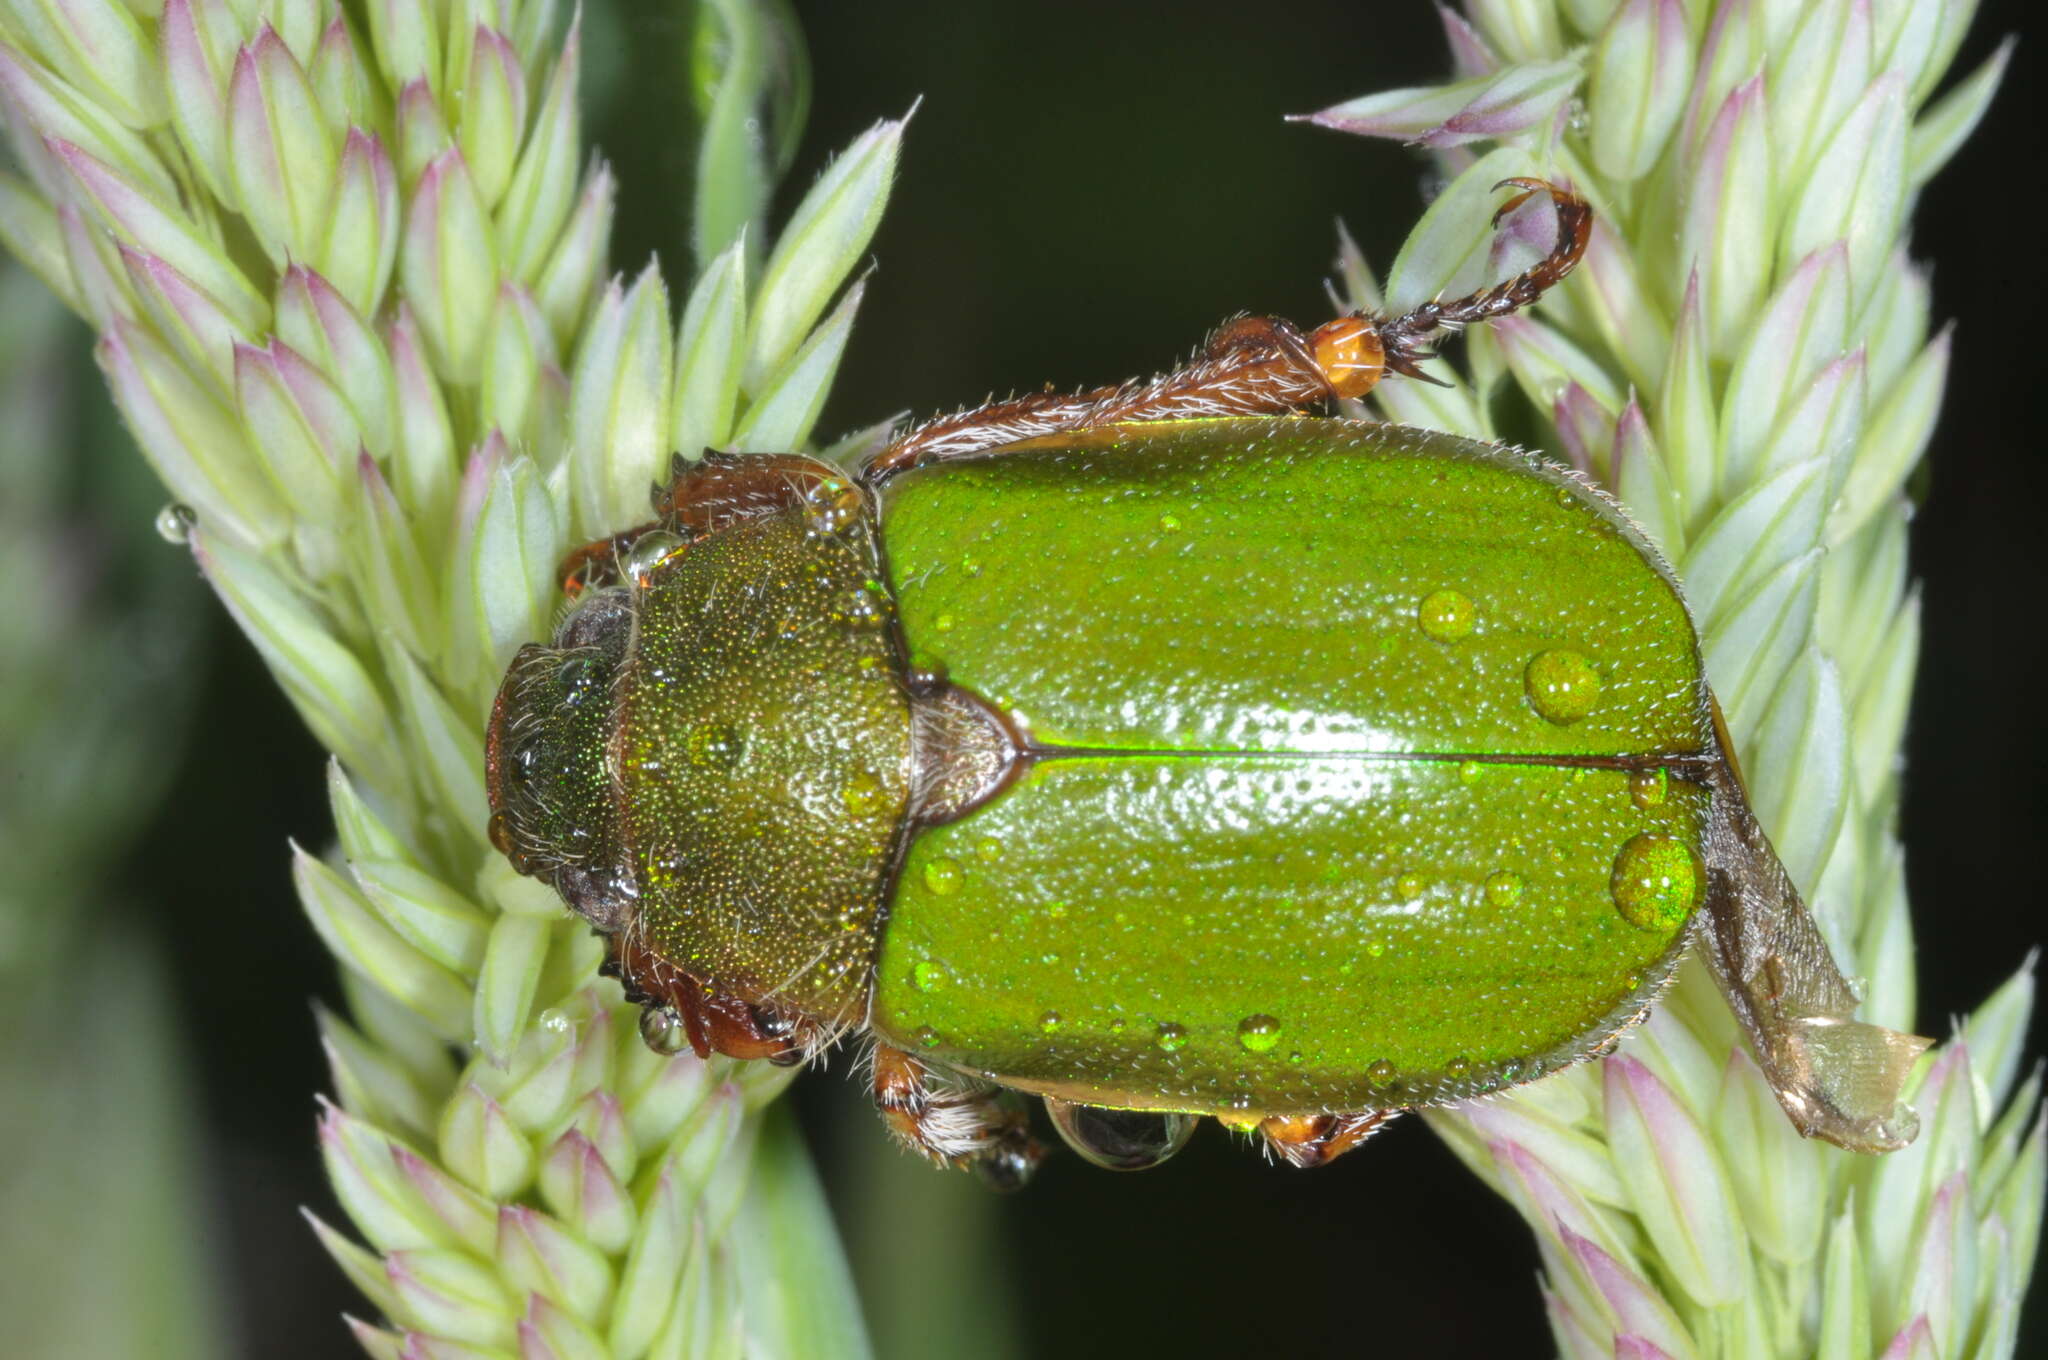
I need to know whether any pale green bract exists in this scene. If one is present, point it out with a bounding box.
[0,0,880,1353]
[1310,2,2036,1356]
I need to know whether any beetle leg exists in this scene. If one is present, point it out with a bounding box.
[860,314,1377,481]
[1692,765,1932,1154]
[556,526,653,596]
[860,179,1590,483]
[554,450,862,595]
[1257,1111,1398,1168]
[1374,177,1591,382]
[871,1043,1047,1189]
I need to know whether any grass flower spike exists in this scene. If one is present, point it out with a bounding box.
[0,0,885,1352]
[1306,2,2035,1355]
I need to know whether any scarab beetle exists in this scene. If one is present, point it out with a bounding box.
[486,180,1929,1184]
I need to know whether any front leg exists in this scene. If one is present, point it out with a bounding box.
[861,178,1589,484]
[871,1043,1047,1189]
[555,449,861,593]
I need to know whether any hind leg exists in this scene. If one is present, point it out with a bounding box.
[1258,1110,1398,1168]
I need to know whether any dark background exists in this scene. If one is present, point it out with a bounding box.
[115,2,2042,1354]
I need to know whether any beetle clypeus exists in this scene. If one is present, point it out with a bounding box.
[485,179,1929,1186]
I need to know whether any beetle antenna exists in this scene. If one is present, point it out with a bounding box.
[1377,177,1591,384]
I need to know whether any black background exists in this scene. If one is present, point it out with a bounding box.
[115,2,2043,1354]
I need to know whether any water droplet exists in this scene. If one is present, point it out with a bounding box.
[922,857,963,896]
[1108,1017,1127,1035]
[1610,833,1704,932]
[1039,1011,1064,1035]
[1287,1050,1304,1065]
[1039,951,1061,966]
[1365,940,1387,958]
[1154,1022,1188,1053]
[842,771,885,817]
[1524,649,1601,724]
[1227,1092,1252,1111]
[1459,760,1484,784]
[537,1007,572,1037]
[802,477,863,536]
[962,556,983,577]
[1159,512,1183,533]
[154,502,196,544]
[1484,870,1525,908]
[1416,589,1476,641]
[1556,485,1577,508]
[1236,1014,1283,1053]
[639,1006,688,1055]
[1367,1059,1397,1085]
[914,1024,941,1048]
[1396,871,1425,899]
[1045,900,1068,920]
[622,530,684,583]
[1445,1055,1472,1078]
[934,611,957,632]
[1045,1099,1196,1171]
[1629,768,1668,808]
[976,836,1005,863]
[911,959,950,993]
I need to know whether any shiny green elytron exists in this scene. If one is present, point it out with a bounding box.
[486,181,1929,1183]
[874,420,1707,1117]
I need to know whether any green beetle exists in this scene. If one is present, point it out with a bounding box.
[485,180,1928,1184]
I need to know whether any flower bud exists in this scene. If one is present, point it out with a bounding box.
[227,25,335,266]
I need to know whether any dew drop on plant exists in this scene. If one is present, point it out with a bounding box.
[155,502,195,544]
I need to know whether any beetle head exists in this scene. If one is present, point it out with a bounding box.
[486,586,640,931]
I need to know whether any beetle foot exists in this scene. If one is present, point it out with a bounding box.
[871,1042,1047,1189]
[1694,771,1935,1154]
[1258,1110,1398,1168]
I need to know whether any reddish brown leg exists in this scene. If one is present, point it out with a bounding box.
[859,312,1383,480]
[604,934,818,1066]
[555,450,859,594]
[1374,176,1591,380]
[860,179,1589,483]
[872,1043,1047,1190]
[1258,1111,1398,1168]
